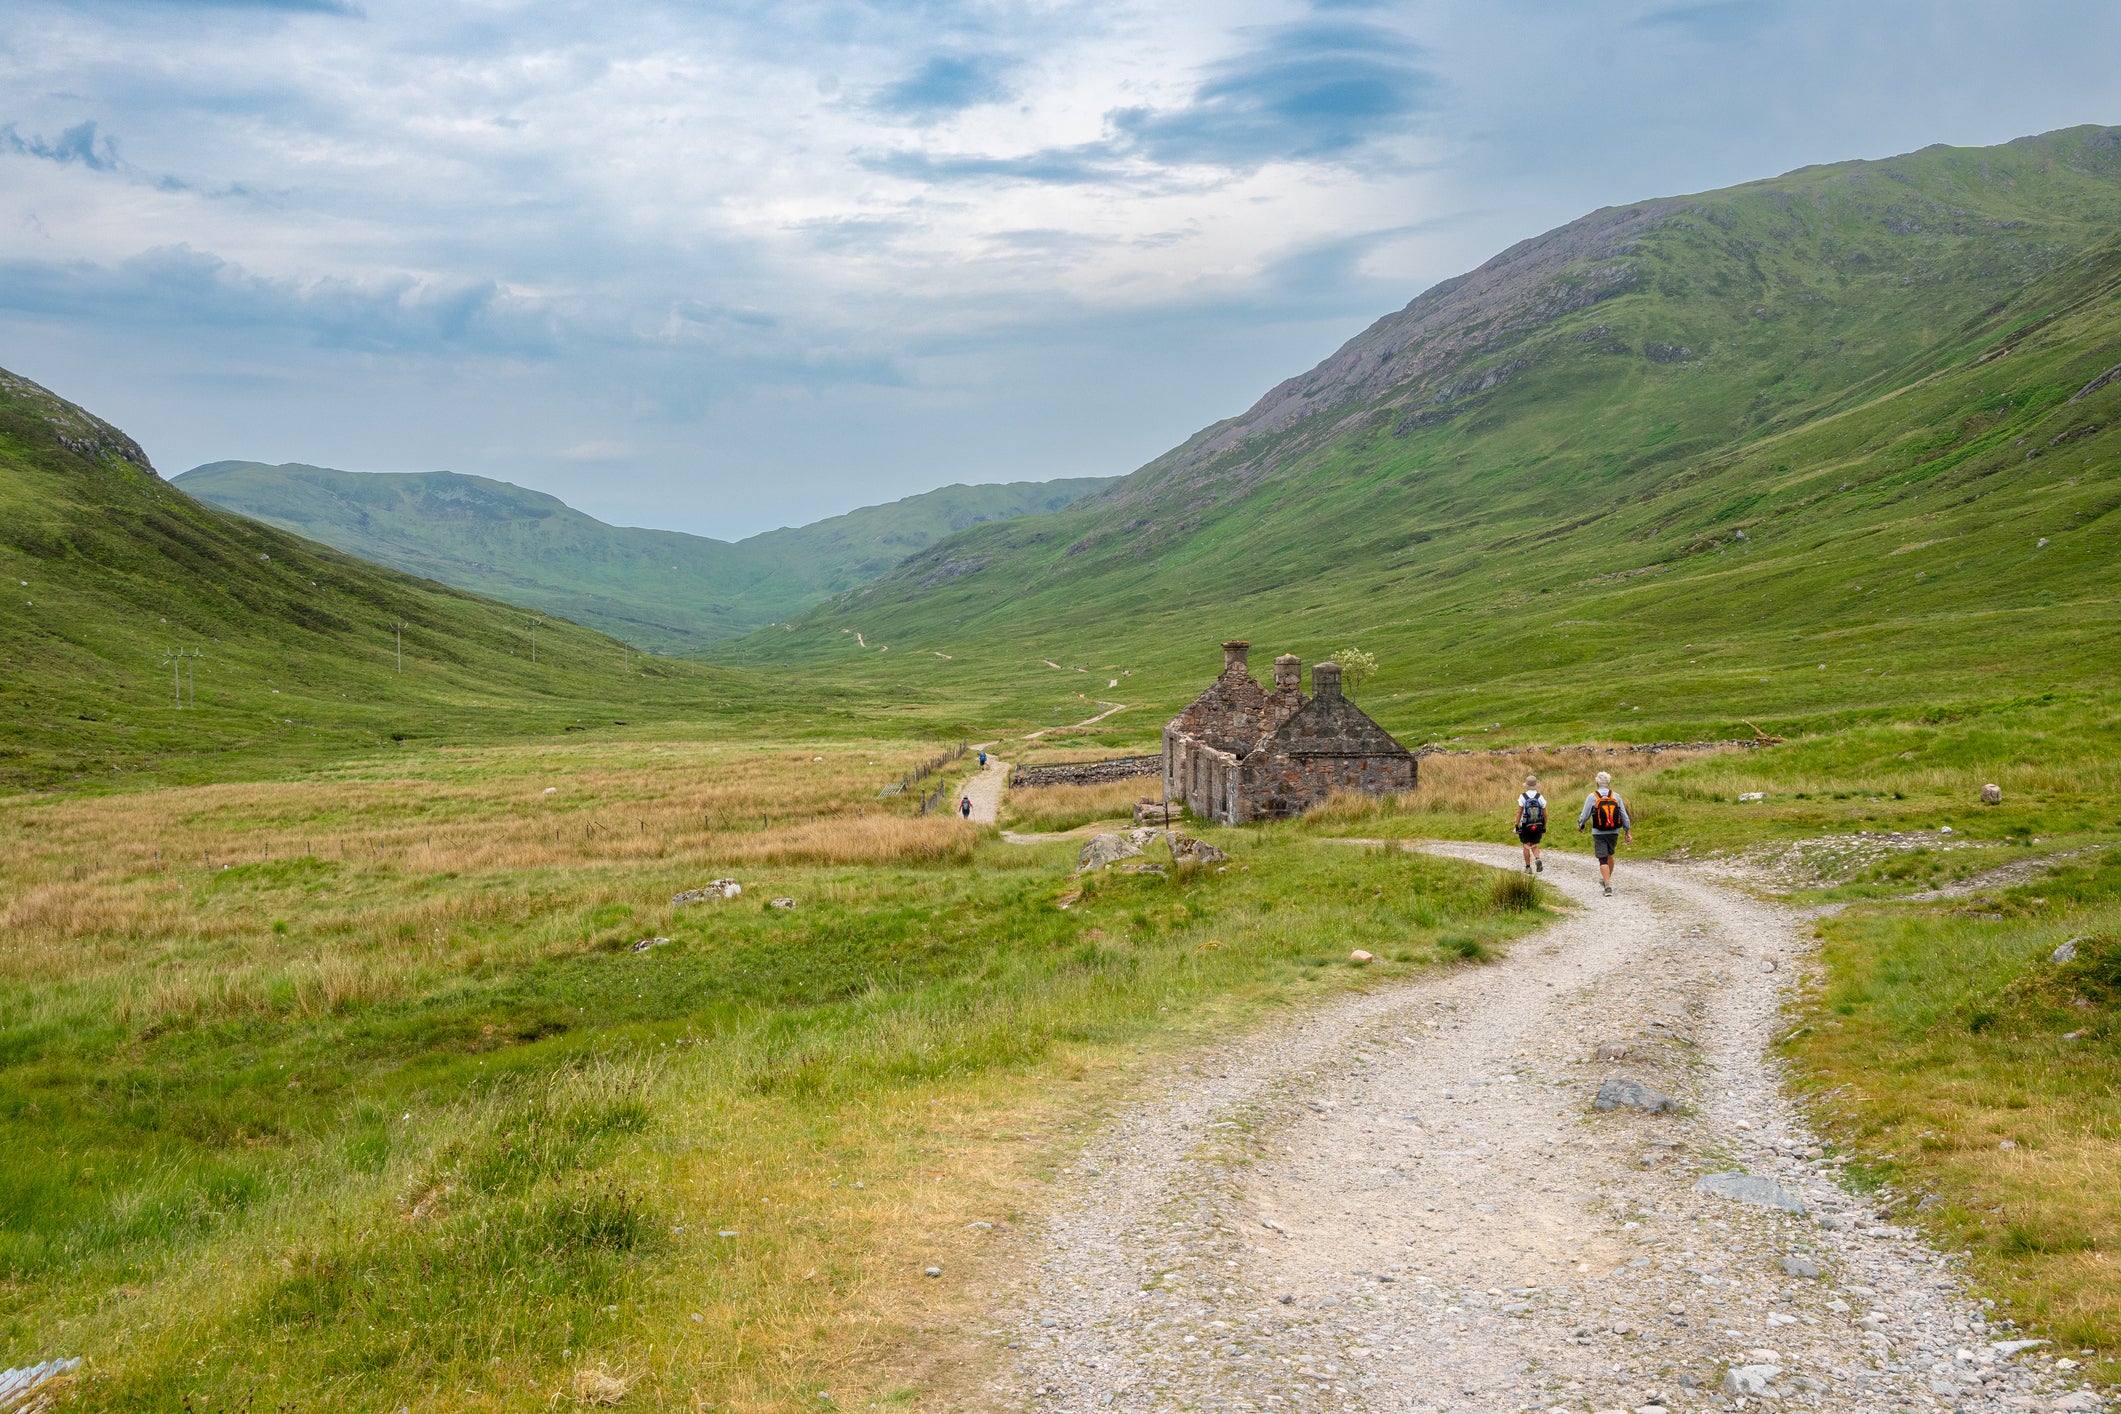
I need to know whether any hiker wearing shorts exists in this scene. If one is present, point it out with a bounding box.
[1513,775,1548,874]
[1577,771,1632,896]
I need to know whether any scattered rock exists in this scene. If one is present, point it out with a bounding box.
[924,1266,943,1278]
[1993,1340,2050,1356]
[1168,835,1229,866]
[1078,833,1143,871]
[630,936,672,953]
[1349,950,1375,965]
[1779,1255,1823,1278]
[2054,1393,2103,1412]
[1721,1365,1782,1397]
[1738,792,1766,803]
[2053,938,2081,965]
[673,879,742,904]
[542,786,558,795]
[1125,864,1168,876]
[1982,783,2004,805]
[1594,1077,1680,1113]
[770,897,796,909]
[1595,1040,1635,1061]
[1695,1172,1807,1214]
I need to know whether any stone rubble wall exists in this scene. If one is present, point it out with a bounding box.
[1009,756,1163,789]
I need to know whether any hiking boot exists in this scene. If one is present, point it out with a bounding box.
[1524,864,1533,874]
[1603,884,1614,896]
[1534,858,1543,874]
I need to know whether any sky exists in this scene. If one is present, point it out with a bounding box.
[4,2,2120,540]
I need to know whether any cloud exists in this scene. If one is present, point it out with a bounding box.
[868,53,1016,120]
[1112,21,1438,166]
[0,245,564,357]
[3,120,121,171]
[862,19,1435,185]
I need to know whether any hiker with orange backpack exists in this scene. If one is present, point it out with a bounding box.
[1576,770,1632,896]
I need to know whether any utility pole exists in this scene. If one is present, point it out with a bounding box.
[166,649,181,708]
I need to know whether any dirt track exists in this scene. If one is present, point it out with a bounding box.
[976,845,2097,1414]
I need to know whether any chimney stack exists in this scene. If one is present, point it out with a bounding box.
[1311,661,1343,701]
[1273,653,1302,692]
[1221,639,1251,673]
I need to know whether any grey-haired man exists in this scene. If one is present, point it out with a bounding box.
[1577,771,1632,896]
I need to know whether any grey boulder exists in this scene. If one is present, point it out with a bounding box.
[1696,1172,1807,1214]
[1078,833,1143,871]
[1168,834,1230,866]
[1594,1077,1679,1113]
[1722,1365,1782,1397]
[1779,1254,1823,1278]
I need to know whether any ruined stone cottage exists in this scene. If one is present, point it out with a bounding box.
[1161,640,1416,825]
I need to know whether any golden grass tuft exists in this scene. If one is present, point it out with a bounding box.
[1003,777,1153,833]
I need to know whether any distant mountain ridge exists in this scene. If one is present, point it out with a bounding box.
[174,463,1114,649]
[0,365,746,789]
[733,124,2121,743]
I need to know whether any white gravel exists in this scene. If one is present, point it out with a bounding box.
[978,845,2105,1414]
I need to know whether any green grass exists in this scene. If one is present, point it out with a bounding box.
[0,736,1546,1411]
[174,461,1114,652]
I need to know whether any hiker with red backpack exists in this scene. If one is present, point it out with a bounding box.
[1513,774,1548,874]
[1577,770,1632,896]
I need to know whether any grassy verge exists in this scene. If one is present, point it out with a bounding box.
[0,736,1544,1412]
[1785,856,2121,1383]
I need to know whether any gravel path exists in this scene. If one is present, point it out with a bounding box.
[964,755,1012,825]
[978,845,2103,1414]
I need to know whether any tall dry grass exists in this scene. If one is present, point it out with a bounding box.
[1003,777,1154,832]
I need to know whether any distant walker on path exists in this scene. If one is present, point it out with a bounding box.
[1577,770,1632,896]
[959,794,973,820]
[1513,774,1547,875]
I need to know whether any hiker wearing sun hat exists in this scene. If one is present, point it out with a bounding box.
[1576,770,1632,896]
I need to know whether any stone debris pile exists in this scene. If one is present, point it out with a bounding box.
[673,879,742,904]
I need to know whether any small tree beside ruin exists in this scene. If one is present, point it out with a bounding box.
[1330,647,1377,696]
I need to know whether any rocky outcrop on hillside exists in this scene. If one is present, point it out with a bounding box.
[0,369,158,476]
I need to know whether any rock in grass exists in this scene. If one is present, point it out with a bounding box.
[1594,1077,1679,1113]
[1595,1040,1636,1061]
[1696,1172,1807,1214]
[1738,792,1766,803]
[2053,938,2080,964]
[1349,950,1375,965]
[1168,834,1229,866]
[923,1265,942,1278]
[1982,783,2003,804]
[1779,1254,1823,1278]
[674,879,741,904]
[769,897,795,909]
[630,936,672,953]
[1078,833,1143,871]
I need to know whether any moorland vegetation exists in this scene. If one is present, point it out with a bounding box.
[2,125,2120,1407]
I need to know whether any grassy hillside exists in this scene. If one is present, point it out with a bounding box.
[726,126,2121,752]
[174,462,1113,651]
[0,368,825,791]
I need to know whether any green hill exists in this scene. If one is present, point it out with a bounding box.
[0,369,802,790]
[173,462,1114,651]
[727,125,2121,745]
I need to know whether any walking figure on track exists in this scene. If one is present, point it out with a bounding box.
[1513,775,1547,874]
[1577,770,1632,896]
[959,794,973,820]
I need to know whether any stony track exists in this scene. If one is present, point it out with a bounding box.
[976,845,2104,1414]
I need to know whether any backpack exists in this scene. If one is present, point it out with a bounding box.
[1519,793,1546,829]
[1590,793,1624,831]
